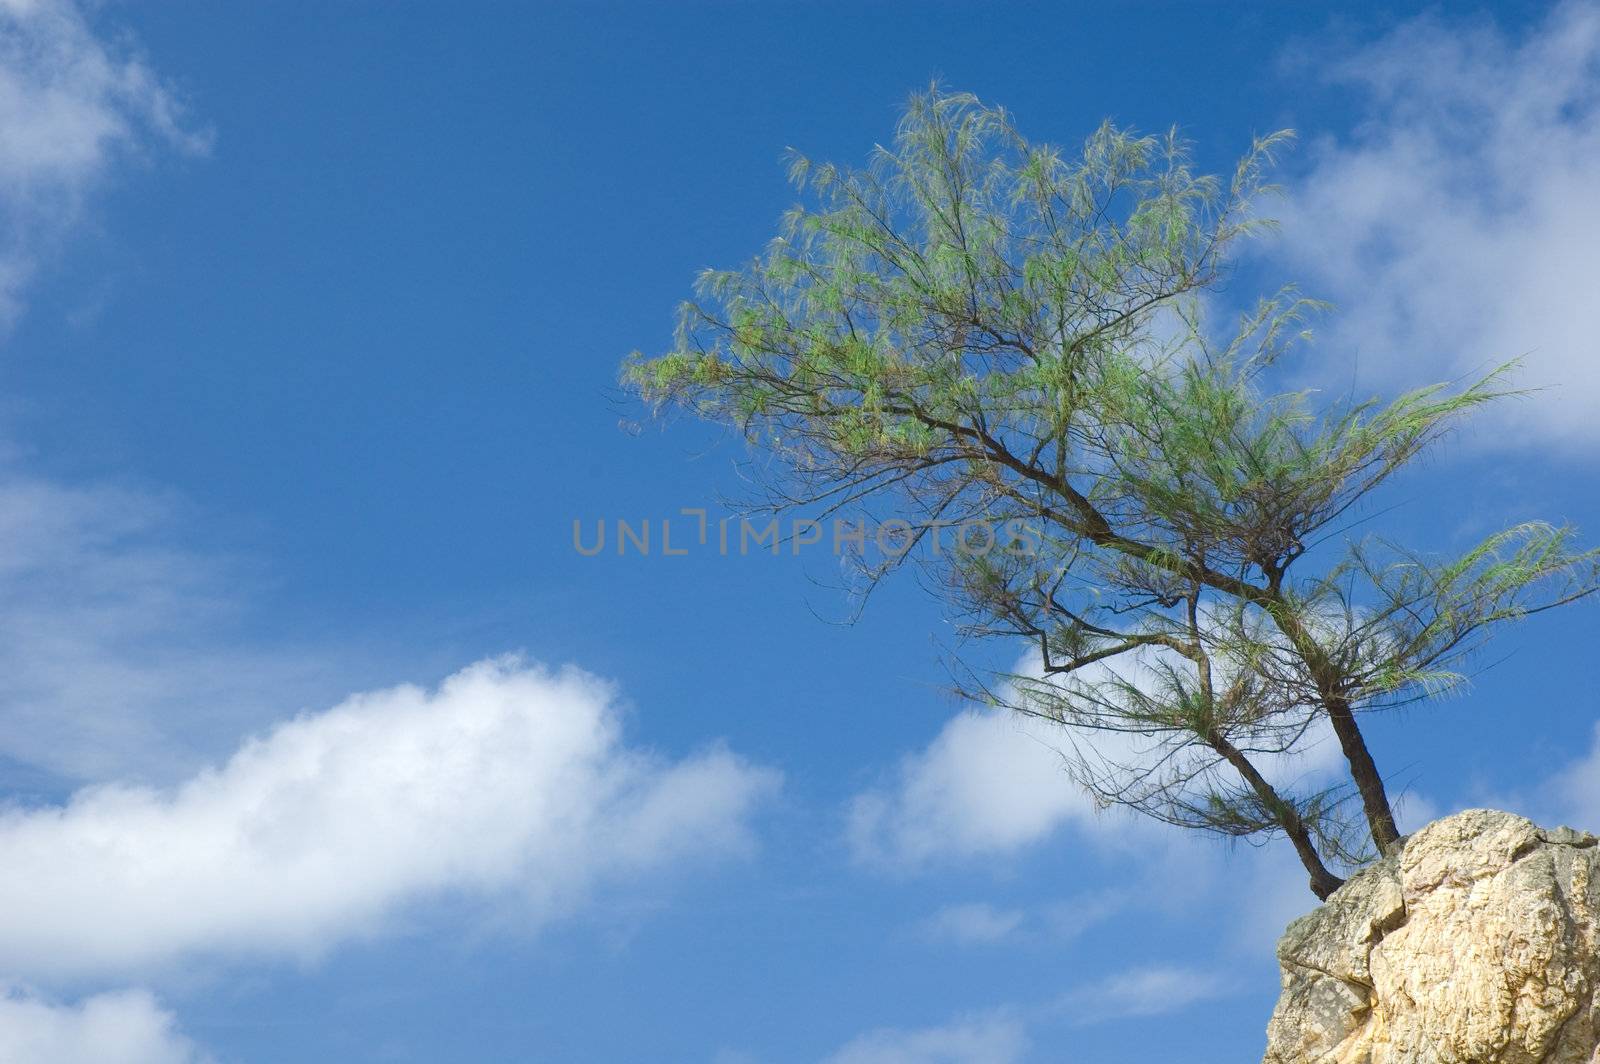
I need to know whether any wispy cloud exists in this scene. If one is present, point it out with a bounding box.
[919,903,1027,946]
[0,657,779,981]
[1271,2,1600,449]
[0,0,206,327]
[821,963,1230,1064]
[1054,964,1235,1024]
[1553,720,1600,829]
[0,469,349,784]
[0,985,206,1064]
[1038,891,1129,941]
[919,893,1125,948]
[823,1011,1030,1064]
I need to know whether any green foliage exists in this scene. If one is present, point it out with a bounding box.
[624,87,1600,897]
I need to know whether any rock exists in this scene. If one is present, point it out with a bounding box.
[1263,809,1600,1064]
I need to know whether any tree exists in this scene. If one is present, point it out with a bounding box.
[622,88,1600,899]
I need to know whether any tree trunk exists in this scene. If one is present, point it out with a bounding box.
[1207,730,1346,901]
[1260,600,1402,856]
[1325,697,1401,852]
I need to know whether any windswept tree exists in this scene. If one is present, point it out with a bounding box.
[623,89,1600,899]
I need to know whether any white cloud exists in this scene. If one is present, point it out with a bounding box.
[1554,720,1600,828]
[1230,846,1328,955]
[1055,964,1233,1024]
[848,707,1101,868]
[823,1012,1029,1064]
[846,653,1365,989]
[0,471,352,783]
[0,0,204,326]
[919,893,1125,948]
[820,966,1229,1064]
[0,3,238,782]
[920,903,1026,945]
[820,967,1228,1064]
[0,657,779,981]
[1038,891,1127,940]
[0,985,206,1064]
[1392,790,1443,836]
[1271,2,1600,448]
[847,649,1345,870]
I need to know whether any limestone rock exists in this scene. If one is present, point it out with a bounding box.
[1263,809,1600,1064]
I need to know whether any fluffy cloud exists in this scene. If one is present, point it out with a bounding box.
[0,986,205,1064]
[848,652,1344,870]
[0,657,779,980]
[823,1012,1029,1064]
[1270,2,1600,448]
[848,707,1099,867]
[0,0,205,325]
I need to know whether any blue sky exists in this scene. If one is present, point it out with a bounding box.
[0,2,1597,1061]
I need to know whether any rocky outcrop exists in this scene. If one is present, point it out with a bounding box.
[1264,809,1600,1064]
